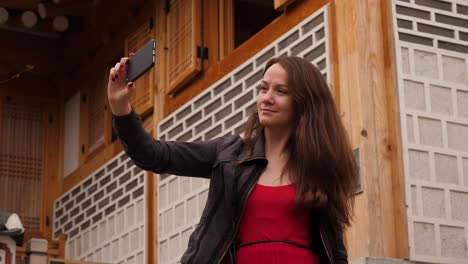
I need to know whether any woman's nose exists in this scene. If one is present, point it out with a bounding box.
[260,90,274,104]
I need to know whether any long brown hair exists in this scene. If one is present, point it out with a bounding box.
[243,56,358,229]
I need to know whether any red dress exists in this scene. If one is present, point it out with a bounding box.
[235,183,320,264]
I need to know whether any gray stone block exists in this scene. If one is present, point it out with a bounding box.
[350,257,417,264]
[401,47,410,74]
[451,190,468,221]
[434,153,459,184]
[408,149,431,180]
[457,90,468,118]
[422,187,446,218]
[404,80,426,111]
[407,115,415,143]
[442,56,467,84]
[440,225,467,258]
[26,238,47,253]
[414,50,438,79]
[430,85,452,115]
[414,222,436,255]
[447,122,468,152]
[418,117,443,147]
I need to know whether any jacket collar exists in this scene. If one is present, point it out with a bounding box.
[240,132,267,163]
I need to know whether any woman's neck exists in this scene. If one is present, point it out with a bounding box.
[263,126,292,161]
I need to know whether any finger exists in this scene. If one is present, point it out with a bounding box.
[120,57,130,66]
[129,52,135,58]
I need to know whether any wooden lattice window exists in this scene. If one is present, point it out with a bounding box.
[166,0,202,94]
[0,102,44,233]
[88,74,106,153]
[125,20,154,116]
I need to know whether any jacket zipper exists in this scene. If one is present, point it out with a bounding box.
[319,228,333,264]
[216,161,266,264]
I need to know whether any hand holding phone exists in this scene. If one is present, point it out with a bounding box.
[126,39,155,82]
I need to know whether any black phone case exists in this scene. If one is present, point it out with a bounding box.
[126,39,155,82]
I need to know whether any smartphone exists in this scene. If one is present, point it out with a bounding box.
[126,39,155,82]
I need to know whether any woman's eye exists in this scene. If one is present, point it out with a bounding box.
[259,86,268,91]
[278,89,288,94]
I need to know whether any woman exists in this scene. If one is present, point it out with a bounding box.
[108,56,358,264]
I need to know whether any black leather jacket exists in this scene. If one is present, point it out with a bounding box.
[113,110,348,264]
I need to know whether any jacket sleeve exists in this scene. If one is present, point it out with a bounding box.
[112,109,225,178]
[333,225,348,264]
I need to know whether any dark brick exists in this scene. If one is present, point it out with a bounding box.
[194,93,212,109]
[118,195,130,208]
[92,212,102,224]
[133,166,143,175]
[436,14,468,28]
[160,174,171,181]
[225,112,243,129]
[256,47,275,67]
[54,230,61,239]
[160,118,174,133]
[64,221,72,231]
[86,205,96,217]
[119,171,132,185]
[74,213,84,224]
[60,215,68,225]
[60,194,70,204]
[245,101,257,116]
[224,84,243,102]
[315,28,325,41]
[397,18,413,29]
[93,190,104,201]
[126,159,134,169]
[176,130,193,141]
[106,182,117,193]
[399,32,433,46]
[415,0,452,11]
[70,207,79,216]
[438,40,468,54]
[112,165,124,178]
[55,200,60,208]
[139,174,144,184]
[71,186,81,197]
[126,179,138,192]
[234,64,254,82]
[304,43,325,63]
[234,123,246,135]
[168,124,183,138]
[245,70,263,88]
[65,200,74,210]
[417,23,454,38]
[458,4,468,16]
[460,32,468,41]
[95,169,105,179]
[185,111,202,128]
[215,105,232,122]
[87,183,98,196]
[112,189,123,200]
[205,125,222,140]
[159,134,166,141]
[204,98,222,115]
[81,198,92,210]
[69,228,79,238]
[80,220,90,231]
[214,78,232,95]
[195,118,213,134]
[278,30,300,51]
[302,14,324,34]
[99,197,110,209]
[291,36,313,56]
[83,177,93,188]
[105,204,116,216]
[55,208,63,219]
[396,5,431,20]
[93,212,102,224]
[120,154,129,163]
[235,91,254,109]
[99,175,111,187]
[75,192,86,204]
[317,59,326,71]
[133,186,144,199]
[106,159,118,171]
[176,105,192,121]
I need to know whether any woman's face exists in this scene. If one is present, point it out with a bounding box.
[257,63,294,129]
